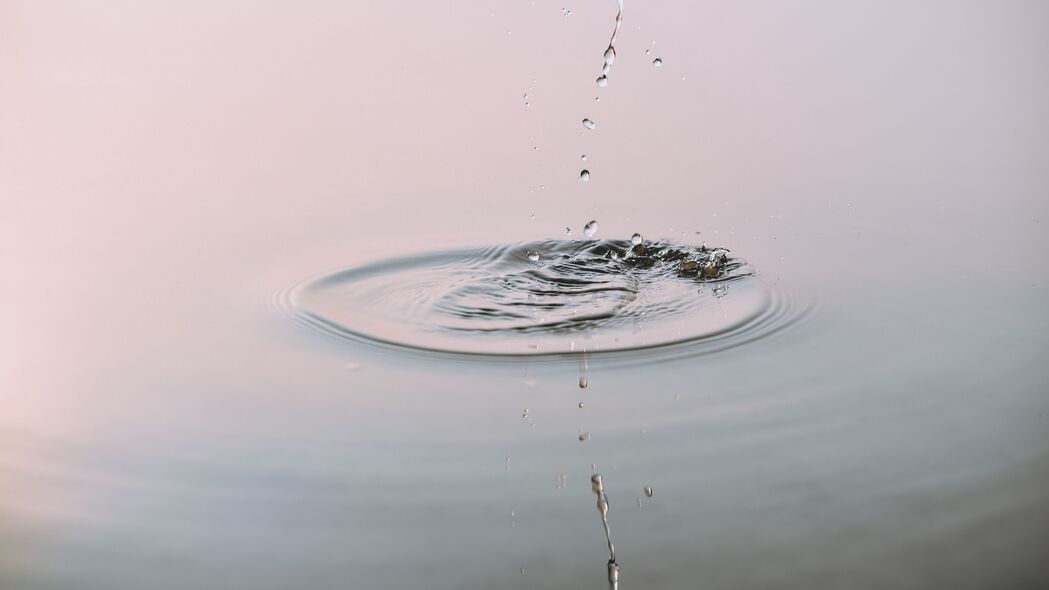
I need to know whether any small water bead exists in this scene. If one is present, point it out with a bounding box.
[562,7,572,17]
[583,220,599,237]
[596,75,608,88]
[581,154,587,161]
[523,93,530,105]
[643,486,653,498]
[652,57,662,67]
[579,376,589,388]
[579,170,590,182]
[578,401,584,408]
[582,118,596,130]
[527,251,540,262]
[579,432,591,442]
[631,233,643,245]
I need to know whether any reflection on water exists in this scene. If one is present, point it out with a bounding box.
[3,1,1049,589]
[286,237,805,358]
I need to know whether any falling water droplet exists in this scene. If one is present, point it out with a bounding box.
[631,233,643,245]
[652,57,662,67]
[578,401,584,408]
[596,75,608,88]
[584,220,599,237]
[563,7,572,17]
[582,118,596,130]
[581,154,587,161]
[523,93,530,105]
[603,47,616,66]
[579,170,590,182]
[579,375,589,388]
[527,251,540,262]
[643,486,653,497]
[644,48,650,55]
[579,432,591,442]
[565,227,572,236]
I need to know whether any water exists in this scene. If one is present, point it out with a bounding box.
[287,238,794,357]
[582,118,596,130]
[579,169,591,182]
[3,3,1049,590]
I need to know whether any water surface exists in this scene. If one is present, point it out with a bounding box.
[2,1,1048,589]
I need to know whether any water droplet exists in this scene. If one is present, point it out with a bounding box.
[565,227,572,236]
[530,214,536,220]
[527,251,540,262]
[603,47,616,66]
[596,75,608,88]
[578,401,584,408]
[582,118,596,130]
[579,170,590,182]
[631,233,643,245]
[591,474,604,493]
[522,409,530,418]
[579,432,591,441]
[652,57,662,67]
[563,7,572,17]
[523,93,530,105]
[644,48,650,55]
[643,486,653,497]
[579,375,589,388]
[581,154,587,161]
[583,220,599,238]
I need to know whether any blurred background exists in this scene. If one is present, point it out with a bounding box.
[2,1,1048,588]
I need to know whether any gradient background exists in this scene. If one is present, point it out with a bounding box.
[2,1,1048,589]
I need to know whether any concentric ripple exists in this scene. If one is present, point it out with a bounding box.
[286,239,806,358]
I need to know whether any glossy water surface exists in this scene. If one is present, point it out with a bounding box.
[3,2,1049,589]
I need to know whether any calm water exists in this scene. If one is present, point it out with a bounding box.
[3,2,1049,589]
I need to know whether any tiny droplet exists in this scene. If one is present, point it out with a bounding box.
[583,220,599,238]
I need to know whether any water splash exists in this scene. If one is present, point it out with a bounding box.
[596,0,625,88]
[591,474,620,589]
[286,238,804,358]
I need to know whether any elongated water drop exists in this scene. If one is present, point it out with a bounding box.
[603,47,616,66]
[631,233,643,245]
[579,170,590,182]
[584,220,599,238]
[582,118,596,130]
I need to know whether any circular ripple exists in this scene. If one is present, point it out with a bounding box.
[286,239,806,358]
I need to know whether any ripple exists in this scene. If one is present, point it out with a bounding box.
[285,239,809,359]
